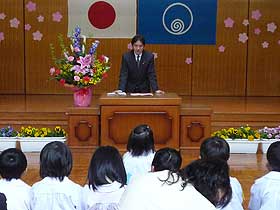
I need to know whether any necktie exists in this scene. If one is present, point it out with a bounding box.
[136,55,140,68]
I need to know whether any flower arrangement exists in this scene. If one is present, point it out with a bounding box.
[259,126,280,140]
[49,26,110,88]
[0,126,18,137]
[212,125,260,141]
[18,126,66,137]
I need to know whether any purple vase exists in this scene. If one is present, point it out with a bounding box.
[73,87,92,107]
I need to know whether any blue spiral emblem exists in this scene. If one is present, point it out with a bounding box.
[162,2,193,35]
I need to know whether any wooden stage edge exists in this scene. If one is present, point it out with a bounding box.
[1,94,280,131]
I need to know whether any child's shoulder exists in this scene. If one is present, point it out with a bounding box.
[255,171,280,184]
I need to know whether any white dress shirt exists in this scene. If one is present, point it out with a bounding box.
[30,176,83,210]
[249,171,280,210]
[0,178,31,210]
[82,181,125,210]
[218,177,244,210]
[123,151,155,183]
[119,170,216,210]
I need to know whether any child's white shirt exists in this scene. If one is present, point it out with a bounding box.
[123,151,155,183]
[0,178,31,210]
[249,171,280,210]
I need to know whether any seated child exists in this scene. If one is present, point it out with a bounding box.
[82,146,127,210]
[0,148,31,210]
[200,137,244,210]
[0,192,7,210]
[119,158,232,210]
[30,141,83,210]
[248,141,280,210]
[123,124,155,183]
[151,147,182,172]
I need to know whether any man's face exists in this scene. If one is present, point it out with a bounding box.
[133,40,144,55]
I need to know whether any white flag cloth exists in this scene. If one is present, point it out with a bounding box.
[68,0,136,38]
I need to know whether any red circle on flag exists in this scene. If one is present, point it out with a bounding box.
[88,1,116,29]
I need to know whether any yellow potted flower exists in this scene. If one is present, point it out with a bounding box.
[18,126,67,152]
[212,126,260,153]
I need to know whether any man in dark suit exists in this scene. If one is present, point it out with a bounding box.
[117,35,164,94]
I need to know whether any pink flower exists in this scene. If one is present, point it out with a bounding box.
[32,30,43,41]
[74,47,80,52]
[74,76,80,81]
[0,13,6,20]
[127,43,132,50]
[152,52,158,59]
[0,32,4,42]
[252,10,262,20]
[10,18,20,28]
[185,57,192,64]
[52,11,63,22]
[224,17,234,28]
[68,56,74,62]
[262,41,269,48]
[37,15,44,22]
[218,45,226,53]
[278,40,280,45]
[49,67,55,75]
[242,19,249,26]
[77,55,92,69]
[26,1,36,12]
[267,22,277,33]
[254,28,261,35]
[238,33,248,43]
[24,24,31,31]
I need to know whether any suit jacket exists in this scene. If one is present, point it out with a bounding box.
[118,50,159,93]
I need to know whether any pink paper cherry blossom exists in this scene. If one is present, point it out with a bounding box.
[238,33,248,43]
[25,24,31,31]
[242,19,249,26]
[254,28,261,35]
[262,41,269,48]
[218,45,226,53]
[10,18,20,28]
[267,22,277,33]
[185,57,192,64]
[32,30,43,41]
[0,32,4,42]
[37,15,44,22]
[52,11,63,22]
[26,1,36,12]
[224,17,234,28]
[252,10,262,20]
[0,13,6,20]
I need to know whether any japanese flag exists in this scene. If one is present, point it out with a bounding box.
[68,0,136,38]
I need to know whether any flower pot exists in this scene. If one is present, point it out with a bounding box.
[0,137,18,151]
[260,139,278,153]
[226,139,260,153]
[73,87,92,107]
[19,137,66,152]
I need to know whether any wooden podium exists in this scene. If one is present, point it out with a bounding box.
[99,93,182,150]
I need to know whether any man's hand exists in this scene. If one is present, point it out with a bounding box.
[155,90,165,95]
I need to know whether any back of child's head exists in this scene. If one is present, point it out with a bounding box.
[127,124,155,156]
[267,141,280,172]
[40,141,72,181]
[180,158,232,208]
[0,148,27,180]
[200,136,230,161]
[152,147,182,172]
[88,146,127,190]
